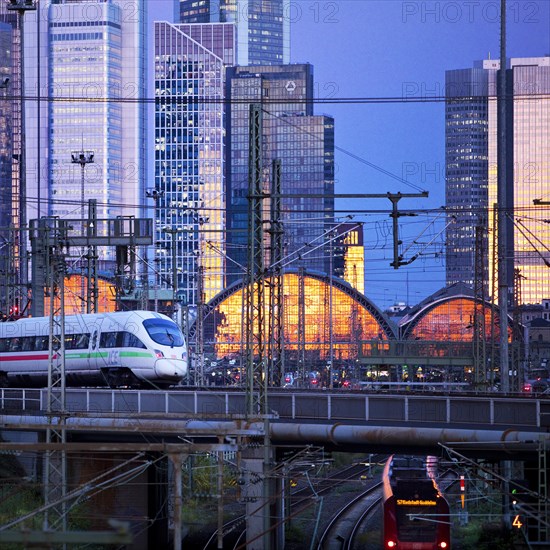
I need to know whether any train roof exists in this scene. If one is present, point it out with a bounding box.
[0,311,177,333]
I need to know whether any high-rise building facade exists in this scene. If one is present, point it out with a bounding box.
[24,0,147,259]
[488,56,550,305]
[333,222,365,295]
[0,21,13,319]
[0,21,12,242]
[154,22,236,306]
[179,0,290,66]
[225,64,335,285]
[445,61,497,292]
[446,56,550,305]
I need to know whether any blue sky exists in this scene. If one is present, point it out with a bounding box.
[152,0,550,309]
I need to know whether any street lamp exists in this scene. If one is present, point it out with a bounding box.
[162,226,184,319]
[71,149,94,223]
[7,0,36,313]
[71,149,94,313]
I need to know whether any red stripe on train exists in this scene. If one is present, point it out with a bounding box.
[0,354,50,361]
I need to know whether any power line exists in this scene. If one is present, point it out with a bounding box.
[7,92,550,105]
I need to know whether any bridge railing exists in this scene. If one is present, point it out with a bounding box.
[0,388,546,431]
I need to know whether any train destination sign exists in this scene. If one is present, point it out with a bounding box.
[396,499,437,506]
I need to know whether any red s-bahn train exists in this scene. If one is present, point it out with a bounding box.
[382,455,451,549]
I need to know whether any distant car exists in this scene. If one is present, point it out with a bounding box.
[283,372,295,388]
[523,370,550,395]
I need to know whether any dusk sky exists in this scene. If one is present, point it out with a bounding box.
[154,0,550,309]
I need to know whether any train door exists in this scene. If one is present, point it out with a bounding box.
[90,328,99,375]
[65,329,91,376]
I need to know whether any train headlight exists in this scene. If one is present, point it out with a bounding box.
[154,349,164,358]
[439,543,448,549]
[387,542,396,548]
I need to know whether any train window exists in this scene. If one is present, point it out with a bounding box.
[143,319,184,347]
[35,336,49,351]
[64,334,76,350]
[100,332,116,348]
[21,337,34,352]
[99,332,124,348]
[123,332,146,349]
[74,334,90,349]
[396,506,437,541]
[9,338,21,352]
[0,339,7,352]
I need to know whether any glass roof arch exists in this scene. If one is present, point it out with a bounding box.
[399,283,510,342]
[199,269,397,361]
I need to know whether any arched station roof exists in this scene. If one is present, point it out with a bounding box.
[399,282,509,341]
[202,269,396,360]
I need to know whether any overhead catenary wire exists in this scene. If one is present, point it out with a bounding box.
[7,92,550,104]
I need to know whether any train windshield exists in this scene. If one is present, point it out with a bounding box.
[396,505,437,541]
[143,319,184,348]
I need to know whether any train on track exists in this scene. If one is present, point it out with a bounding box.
[382,455,451,549]
[0,311,187,388]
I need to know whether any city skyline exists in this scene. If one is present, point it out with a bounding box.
[152,0,550,309]
[0,0,546,313]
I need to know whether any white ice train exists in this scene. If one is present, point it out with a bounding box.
[0,311,188,388]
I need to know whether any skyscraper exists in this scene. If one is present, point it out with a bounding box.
[179,0,290,66]
[0,21,12,242]
[445,61,497,292]
[445,56,550,305]
[488,57,550,305]
[0,21,13,319]
[24,0,147,259]
[225,64,335,285]
[154,21,236,306]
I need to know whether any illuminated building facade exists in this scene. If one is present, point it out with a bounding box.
[179,0,290,66]
[333,222,365,294]
[447,56,550,305]
[0,22,12,319]
[154,22,236,307]
[445,61,497,292]
[204,270,394,363]
[488,57,550,305]
[0,22,11,245]
[48,275,116,315]
[225,64,335,284]
[22,0,147,263]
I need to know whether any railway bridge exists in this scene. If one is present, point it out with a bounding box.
[0,388,549,549]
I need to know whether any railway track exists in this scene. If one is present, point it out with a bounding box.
[201,455,386,550]
[314,480,383,550]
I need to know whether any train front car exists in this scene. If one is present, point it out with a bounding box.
[382,455,451,550]
[0,310,188,388]
[96,311,188,387]
[134,312,188,386]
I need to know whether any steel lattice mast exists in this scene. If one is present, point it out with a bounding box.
[44,219,67,536]
[245,103,267,417]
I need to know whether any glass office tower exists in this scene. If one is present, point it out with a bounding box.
[154,22,236,306]
[446,56,550,305]
[225,64,335,285]
[179,0,290,66]
[488,57,550,305]
[24,0,147,262]
[445,61,497,293]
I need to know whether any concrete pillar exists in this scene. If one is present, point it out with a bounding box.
[242,445,265,550]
